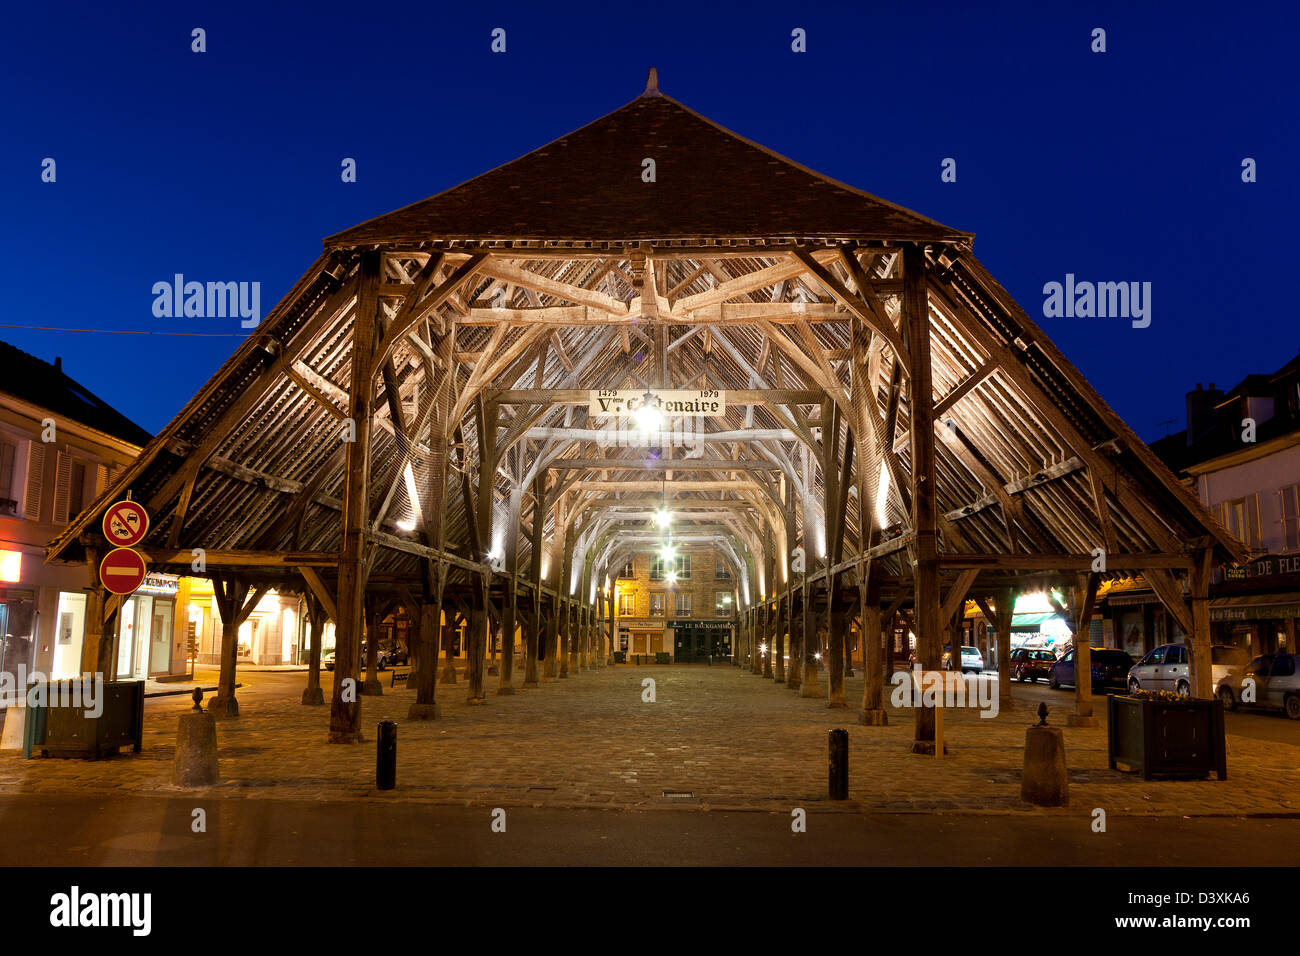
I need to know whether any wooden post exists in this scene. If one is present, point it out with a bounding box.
[409,561,445,719]
[330,249,379,744]
[361,599,383,696]
[301,593,325,705]
[903,243,942,755]
[1068,572,1101,727]
[859,568,886,725]
[1189,548,1214,698]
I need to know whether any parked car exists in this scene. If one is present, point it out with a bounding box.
[1127,643,1249,696]
[1216,653,1300,719]
[1049,648,1134,691]
[938,646,984,673]
[322,649,336,672]
[1010,647,1058,683]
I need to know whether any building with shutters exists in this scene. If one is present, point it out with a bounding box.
[0,340,151,694]
[610,547,739,662]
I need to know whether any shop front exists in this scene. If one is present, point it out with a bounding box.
[113,573,179,680]
[670,619,733,663]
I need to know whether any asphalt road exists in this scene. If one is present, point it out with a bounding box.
[1,792,1295,867]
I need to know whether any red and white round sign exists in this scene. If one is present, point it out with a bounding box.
[102,499,150,548]
[99,548,147,595]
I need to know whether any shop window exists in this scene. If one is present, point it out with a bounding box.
[675,592,692,617]
[649,593,666,616]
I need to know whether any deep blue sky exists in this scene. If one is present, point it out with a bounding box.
[3,0,1295,441]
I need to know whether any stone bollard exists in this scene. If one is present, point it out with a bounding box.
[173,689,220,788]
[1021,703,1068,807]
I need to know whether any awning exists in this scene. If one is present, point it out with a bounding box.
[1209,592,1300,623]
[1011,611,1057,632]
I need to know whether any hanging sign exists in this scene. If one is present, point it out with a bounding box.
[588,389,726,417]
[99,547,148,595]
[102,499,150,548]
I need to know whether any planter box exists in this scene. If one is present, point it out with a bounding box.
[1107,694,1226,780]
[25,680,144,760]
[613,652,626,663]
[655,652,671,665]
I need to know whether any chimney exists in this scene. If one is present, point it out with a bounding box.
[1185,381,1223,446]
[54,356,62,373]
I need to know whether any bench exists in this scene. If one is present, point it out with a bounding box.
[390,669,412,688]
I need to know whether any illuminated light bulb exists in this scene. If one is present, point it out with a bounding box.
[660,543,676,562]
[666,571,678,585]
[654,508,672,528]
[634,400,663,432]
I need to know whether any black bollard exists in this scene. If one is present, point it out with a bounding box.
[377,720,397,790]
[828,728,849,800]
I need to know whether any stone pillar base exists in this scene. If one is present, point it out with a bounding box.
[496,685,516,695]
[1067,714,1097,728]
[300,687,324,706]
[328,729,364,744]
[827,699,849,709]
[522,679,539,688]
[208,695,239,718]
[488,664,499,676]
[467,694,488,705]
[859,708,888,726]
[173,712,219,788]
[361,680,383,696]
[439,666,458,684]
[909,740,948,756]
[1022,725,1069,806]
[774,677,785,684]
[407,702,441,720]
[800,680,823,698]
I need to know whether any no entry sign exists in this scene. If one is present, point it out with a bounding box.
[103,499,150,548]
[100,547,147,595]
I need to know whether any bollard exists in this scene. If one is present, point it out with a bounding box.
[1021,703,1069,807]
[173,688,220,788]
[828,728,849,800]
[377,720,397,791]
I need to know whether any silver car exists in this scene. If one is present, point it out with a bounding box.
[1127,643,1247,696]
[1217,653,1300,719]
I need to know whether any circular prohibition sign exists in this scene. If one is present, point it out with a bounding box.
[99,548,148,595]
[102,499,150,548]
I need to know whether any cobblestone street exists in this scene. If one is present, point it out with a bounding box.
[3,664,1297,820]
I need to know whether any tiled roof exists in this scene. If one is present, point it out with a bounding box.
[325,88,971,249]
[0,339,151,447]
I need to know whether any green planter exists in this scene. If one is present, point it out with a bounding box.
[26,680,144,760]
[655,652,671,665]
[613,652,626,663]
[1107,694,1227,780]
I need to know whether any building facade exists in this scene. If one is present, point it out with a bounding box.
[0,342,156,695]
[611,546,739,661]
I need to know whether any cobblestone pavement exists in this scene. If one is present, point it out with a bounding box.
[2,664,1297,818]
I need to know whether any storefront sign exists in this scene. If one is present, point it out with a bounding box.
[99,547,147,595]
[102,499,150,548]
[588,389,726,417]
[138,573,179,595]
[1222,555,1300,582]
[1210,602,1300,623]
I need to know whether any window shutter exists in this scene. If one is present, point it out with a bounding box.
[95,463,109,497]
[52,451,72,525]
[23,442,45,521]
[1249,494,1262,549]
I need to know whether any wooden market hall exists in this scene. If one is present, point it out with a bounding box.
[47,71,1244,752]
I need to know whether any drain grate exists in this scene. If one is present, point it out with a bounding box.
[662,790,695,799]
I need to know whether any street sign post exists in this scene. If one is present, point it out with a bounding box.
[102,500,150,548]
[99,547,147,595]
